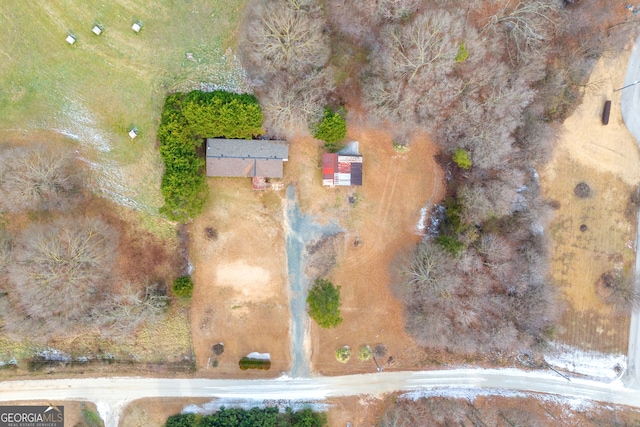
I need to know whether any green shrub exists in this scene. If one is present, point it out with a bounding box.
[307,278,343,328]
[313,108,347,147]
[239,357,271,370]
[81,406,103,427]
[452,148,472,169]
[435,235,465,256]
[455,43,469,63]
[358,345,372,361]
[335,346,351,363]
[172,276,194,298]
[182,90,263,139]
[157,90,263,222]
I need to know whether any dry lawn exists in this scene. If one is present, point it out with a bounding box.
[287,124,444,374]
[541,49,640,353]
[120,397,211,427]
[189,179,290,377]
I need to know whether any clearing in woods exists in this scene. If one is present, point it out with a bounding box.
[288,123,444,375]
[541,48,640,353]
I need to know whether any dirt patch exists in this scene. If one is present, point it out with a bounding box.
[189,179,290,377]
[326,395,386,427]
[120,397,211,427]
[285,124,444,374]
[541,49,640,353]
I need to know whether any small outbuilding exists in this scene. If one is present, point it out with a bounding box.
[65,35,76,45]
[206,139,288,178]
[322,153,363,187]
[131,22,142,33]
[92,25,102,35]
[128,129,138,139]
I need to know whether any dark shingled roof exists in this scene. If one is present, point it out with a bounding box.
[206,139,288,160]
[205,139,288,178]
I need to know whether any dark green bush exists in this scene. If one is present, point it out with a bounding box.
[435,235,465,256]
[312,108,346,148]
[239,357,271,370]
[173,276,194,298]
[307,278,342,328]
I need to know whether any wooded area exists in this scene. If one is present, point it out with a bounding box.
[237,0,640,355]
[0,145,177,342]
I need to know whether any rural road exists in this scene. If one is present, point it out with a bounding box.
[620,35,640,390]
[0,368,639,427]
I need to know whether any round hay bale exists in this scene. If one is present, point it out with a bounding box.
[574,182,591,198]
[580,224,588,232]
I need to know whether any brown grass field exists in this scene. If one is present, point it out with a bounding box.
[541,48,640,353]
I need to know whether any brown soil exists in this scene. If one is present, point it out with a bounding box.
[120,397,211,427]
[541,49,640,353]
[286,125,444,375]
[189,179,290,378]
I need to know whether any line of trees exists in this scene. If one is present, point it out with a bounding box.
[164,407,326,427]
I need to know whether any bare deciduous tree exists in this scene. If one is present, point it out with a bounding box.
[240,0,330,79]
[604,273,640,314]
[98,283,169,336]
[0,146,83,213]
[483,0,563,62]
[8,217,119,326]
[362,10,466,129]
[258,70,334,136]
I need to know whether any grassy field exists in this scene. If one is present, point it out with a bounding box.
[0,0,248,214]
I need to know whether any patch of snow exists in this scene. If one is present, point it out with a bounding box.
[36,348,72,362]
[400,387,593,413]
[183,398,329,414]
[95,402,111,425]
[415,205,429,235]
[78,157,152,213]
[54,98,114,153]
[337,141,360,156]
[0,358,17,367]
[544,342,626,381]
[246,352,270,360]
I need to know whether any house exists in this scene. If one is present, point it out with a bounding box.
[322,153,363,187]
[206,139,288,178]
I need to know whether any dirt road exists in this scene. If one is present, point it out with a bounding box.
[1,369,639,427]
[285,185,341,378]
